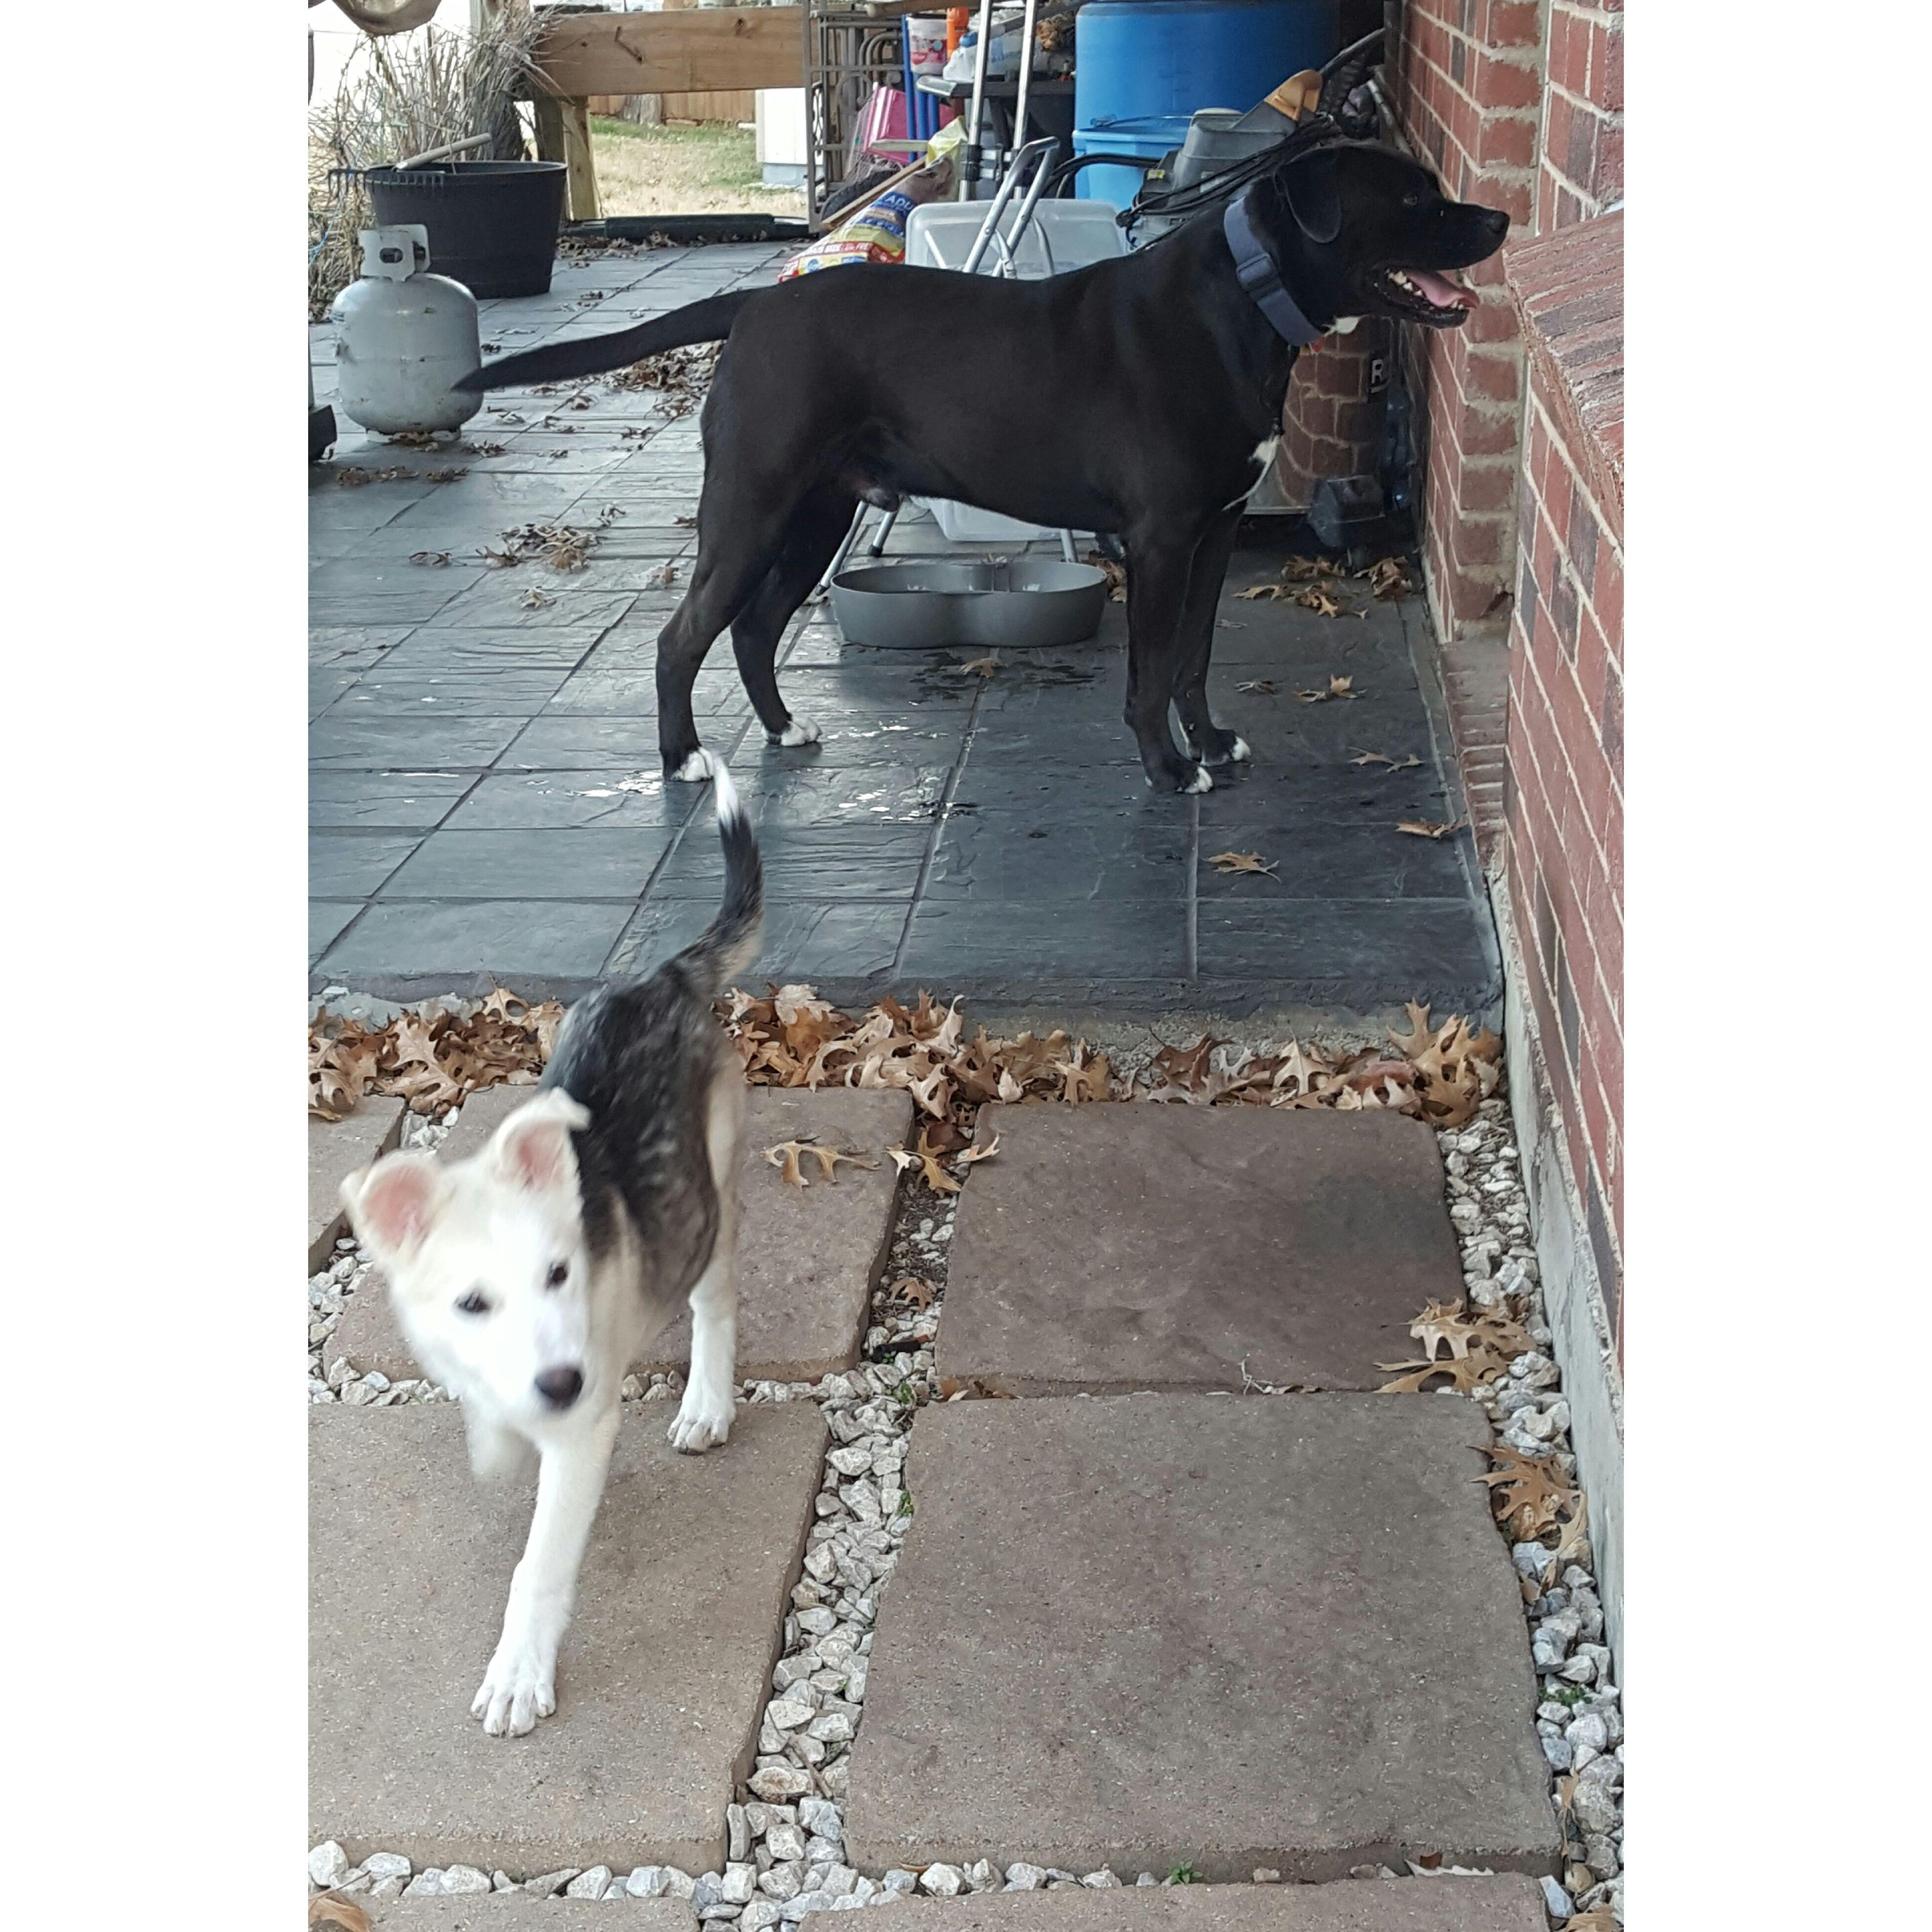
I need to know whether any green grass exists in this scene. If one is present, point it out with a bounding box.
[591,116,765,193]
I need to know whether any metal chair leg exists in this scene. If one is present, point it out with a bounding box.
[815,504,873,597]
[866,505,901,559]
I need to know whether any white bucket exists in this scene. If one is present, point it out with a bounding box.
[906,15,950,78]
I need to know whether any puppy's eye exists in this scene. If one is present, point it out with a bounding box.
[546,1261,569,1290]
[456,1290,490,1317]
[1403,191,1420,208]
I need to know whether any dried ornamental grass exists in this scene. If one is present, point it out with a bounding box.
[308,4,547,318]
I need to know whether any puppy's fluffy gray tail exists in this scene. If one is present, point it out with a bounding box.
[678,765,762,991]
[453,290,754,393]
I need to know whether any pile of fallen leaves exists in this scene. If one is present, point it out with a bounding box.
[480,506,622,573]
[312,985,1501,1154]
[1081,551,1128,602]
[309,989,564,1120]
[1377,1292,1591,1585]
[724,988,1498,1132]
[333,464,414,488]
[1377,1297,1531,1393]
[1136,1001,1501,1128]
[607,342,720,420]
[1236,552,1413,617]
[725,986,1111,1132]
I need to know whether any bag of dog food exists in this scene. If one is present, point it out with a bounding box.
[779,160,953,279]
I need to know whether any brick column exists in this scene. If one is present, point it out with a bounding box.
[1387,0,1543,640]
[1503,210,1622,1338]
[1538,0,1625,228]
[1273,324,1389,512]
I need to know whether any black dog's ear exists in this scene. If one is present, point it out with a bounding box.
[1283,150,1342,244]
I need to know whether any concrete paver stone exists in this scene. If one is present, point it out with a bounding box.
[332,1086,910,1383]
[312,1099,406,1272]
[845,1393,1559,1882]
[317,1883,1544,1930]
[310,1402,825,1874]
[938,1106,1463,1394]
[898,1883,1545,1932]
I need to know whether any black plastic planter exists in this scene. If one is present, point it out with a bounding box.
[365,159,568,298]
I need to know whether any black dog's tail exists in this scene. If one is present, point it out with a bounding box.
[453,289,757,394]
[677,764,763,991]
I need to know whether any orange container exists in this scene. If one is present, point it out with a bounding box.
[946,7,969,56]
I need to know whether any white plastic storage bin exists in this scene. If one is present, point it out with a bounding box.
[927,499,1050,544]
[904,198,1128,278]
[907,200,1129,544]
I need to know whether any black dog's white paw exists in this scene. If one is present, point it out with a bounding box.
[672,747,719,782]
[769,717,821,748]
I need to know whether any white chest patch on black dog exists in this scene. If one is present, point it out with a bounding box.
[1224,438,1281,513]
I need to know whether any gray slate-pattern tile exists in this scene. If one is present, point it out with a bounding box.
[311,242,1500,1013]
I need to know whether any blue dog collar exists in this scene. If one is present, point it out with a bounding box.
[1223,188,1324,348]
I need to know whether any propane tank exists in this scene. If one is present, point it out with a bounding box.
[329,224,481,436]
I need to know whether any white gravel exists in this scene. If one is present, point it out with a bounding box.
[1438,1099,1623,1923]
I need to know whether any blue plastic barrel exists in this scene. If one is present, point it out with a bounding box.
[1075,0,1340,132]
[1070,115,1194,205]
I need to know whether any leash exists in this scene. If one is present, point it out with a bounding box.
[1222,187,1325,348]
[1117,27,1384,234]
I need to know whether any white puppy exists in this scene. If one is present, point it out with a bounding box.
[340,770,760,1735]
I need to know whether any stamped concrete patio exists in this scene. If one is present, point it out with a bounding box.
[310,241,1499,1021]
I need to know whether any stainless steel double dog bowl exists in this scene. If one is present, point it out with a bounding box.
[828,558,1111,649]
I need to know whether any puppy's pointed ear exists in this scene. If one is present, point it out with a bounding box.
[341,1152,446,1261]
[1283,149,1342,244]
[488,1088,591,1194]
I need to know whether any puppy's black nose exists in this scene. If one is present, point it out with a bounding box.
[1483,207,1510,237]
[535,1366,584,1409]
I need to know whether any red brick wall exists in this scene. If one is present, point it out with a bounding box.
[1386,3,1625,1334]
[1386,0,1540,637]
[1537,1,1624,228]
[1275,324,1387,511]
[1506,318,1623,1329]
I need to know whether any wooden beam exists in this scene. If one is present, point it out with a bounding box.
[560,96,600,221]
[530,12,804,98]
[532,94,599,223]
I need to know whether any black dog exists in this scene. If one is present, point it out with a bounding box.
[461,140,1508,792]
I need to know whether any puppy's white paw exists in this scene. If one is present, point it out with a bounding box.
[673,747,719,783]
[1229,735,1252,763]
[471,1634,558,1737]
[772,717,821,748]
[668,1386,735,1453]
[1182,764,1215,794]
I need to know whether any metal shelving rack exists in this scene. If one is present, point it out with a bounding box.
[803,8,910,230]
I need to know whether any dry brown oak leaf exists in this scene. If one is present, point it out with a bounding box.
[1481,1445,1577,1540]
[764,1139,877,1188]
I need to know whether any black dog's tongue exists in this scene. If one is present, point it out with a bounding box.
[1409,268,1478,312]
